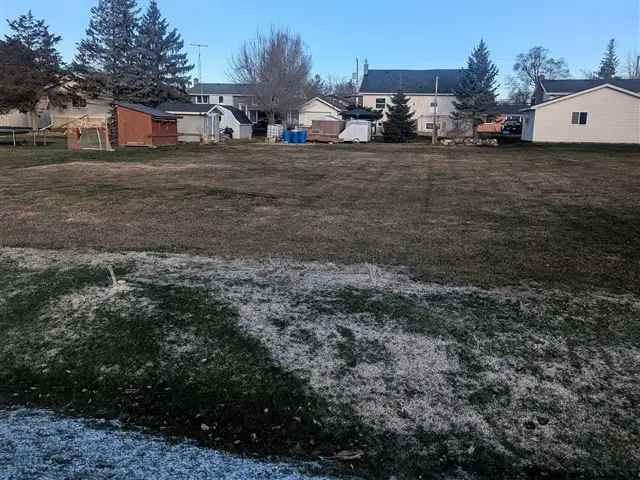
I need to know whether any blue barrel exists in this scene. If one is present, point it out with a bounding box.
[300,129,308,143]
[283,128,290,143]
[290,130,298,144]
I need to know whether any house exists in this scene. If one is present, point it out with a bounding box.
[521,81,640,144]
[298,97,349,127]
[159,102,219,143]
[357,61,470,137]
[211,105,253,139]
[114,102,178,147]
[187,82,260,124]
[0,85,112,131]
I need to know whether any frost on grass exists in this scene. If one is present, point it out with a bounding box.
[1,247,639,477]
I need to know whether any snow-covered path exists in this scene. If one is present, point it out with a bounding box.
[0,409,342,480]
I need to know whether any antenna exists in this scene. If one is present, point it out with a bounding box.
[190,43,208,96]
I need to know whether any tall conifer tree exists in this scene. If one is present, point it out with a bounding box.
[74,0,139,100]
[131,0,192,105]
[452,40,499,137]
[597,39,619,81]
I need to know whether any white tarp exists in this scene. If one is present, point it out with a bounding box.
[338,120,371,143]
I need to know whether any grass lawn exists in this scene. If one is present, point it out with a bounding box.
[0,141,639,479]
[1,140,639,291]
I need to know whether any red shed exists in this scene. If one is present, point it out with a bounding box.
[115,102,178,147]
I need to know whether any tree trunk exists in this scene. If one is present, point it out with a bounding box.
[267,111,276,125]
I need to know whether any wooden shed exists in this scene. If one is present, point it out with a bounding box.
[114,102,178,147]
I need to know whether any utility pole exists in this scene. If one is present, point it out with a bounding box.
[432,76,439,145]
[636,55,640,78]
[190,43,208,96]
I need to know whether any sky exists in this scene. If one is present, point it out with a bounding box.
[1,0,639,97]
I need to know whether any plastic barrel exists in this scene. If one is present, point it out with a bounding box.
[283,129,290,143]
[290,130,299,144]
[300,129,308,143]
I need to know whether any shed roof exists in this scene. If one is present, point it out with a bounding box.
[542,78,640,94]
[359,69,465,94]
[213,105,252,125]
[158,102,215,114]
[116,102,177,120]
[188,83,252,95]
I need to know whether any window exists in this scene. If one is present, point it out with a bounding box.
[375,98,386,110]
[194,95,209,104]
[571,112,588,125]
[219,96,224,103]
[425,122,435,130]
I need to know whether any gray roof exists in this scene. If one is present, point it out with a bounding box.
[359,69,465,94]
[187,83,252,95]
[157,102,214,114]
[116,102,177,120]
[542,78,640,94]
[496,103,529,114]
[213,105,252,125]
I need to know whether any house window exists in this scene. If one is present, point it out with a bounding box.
[425,122,434,130]
[219,96,224,103]
[194,95,209,104]
[571,112,588,125]
[375,98,386,110]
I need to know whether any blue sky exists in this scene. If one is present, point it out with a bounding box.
[2,0,639,96]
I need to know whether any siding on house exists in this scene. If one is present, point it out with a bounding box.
[298,98,342,127]
[360,93,464,136]
[527,86,640,144]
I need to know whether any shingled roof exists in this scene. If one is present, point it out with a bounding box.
[115,102,177,120]
[542,78,640,94]
[158,102,215,114]
[187,83,252,95]
[359,69,465,94]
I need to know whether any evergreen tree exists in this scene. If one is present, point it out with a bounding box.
[1,12,69,117]
[597,39,619,81]
[382,92,417,143]
[131,0,192,105]
[74,0,139,100]
[453,40,499,137]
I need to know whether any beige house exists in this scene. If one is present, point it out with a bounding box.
[522,82,640,144]
[0,87,112,131]
[298,97,350,127]
[357,63,470,137]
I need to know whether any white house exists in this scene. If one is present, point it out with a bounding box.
[159,102,219,143]
[187,82,260,124]
[298,97,350,127]
[522,82,640,144]
[212,105,253,139]
[357,62,470,137]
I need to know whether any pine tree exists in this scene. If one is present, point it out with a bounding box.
[1,12,68,117]
[597,39,619,81]
[453,40,499,137]
[74,0,139,100]
[382,92,417,143]
[130,0,192,105]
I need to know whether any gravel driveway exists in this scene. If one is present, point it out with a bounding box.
[0,409,342,480]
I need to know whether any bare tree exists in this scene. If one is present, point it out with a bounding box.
[626,52,640,79]
[513,47,570,103]
[323,76,358,97]
[230,26,312,124]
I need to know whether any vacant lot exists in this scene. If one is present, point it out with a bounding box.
[1,141,639,292]
[0,142,639,479]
